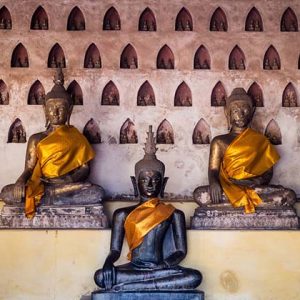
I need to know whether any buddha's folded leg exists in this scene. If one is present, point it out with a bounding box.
[255,184,296,206]
[0,184,23,204]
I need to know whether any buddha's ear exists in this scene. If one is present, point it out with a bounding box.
[67,104,73,126]
[224,106,231,131]
[130,176,138,197]
[160,177,169,198]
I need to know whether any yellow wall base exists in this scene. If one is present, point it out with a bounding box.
[1,230,300,300]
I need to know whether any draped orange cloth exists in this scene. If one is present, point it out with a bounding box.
[25,125,95,219]
[220,128,280,213]
[124,198,175,260]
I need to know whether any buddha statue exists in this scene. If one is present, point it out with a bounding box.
[94,126,202,292]
[0,68,104,219]
[193,88,296,214]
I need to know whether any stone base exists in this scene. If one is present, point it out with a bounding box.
[0,203,109,229]
[191,205,299,229]
[91,290,204,300]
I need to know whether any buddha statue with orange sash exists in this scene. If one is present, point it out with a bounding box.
[0,69,104,219]
[94,126,202,292]
[194,88,296,213]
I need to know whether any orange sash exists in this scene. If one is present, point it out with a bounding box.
[124,198,175,260]
[25,125,95,219]
[220,128,280,213]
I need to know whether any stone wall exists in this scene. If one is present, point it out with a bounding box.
[0,0,299,198]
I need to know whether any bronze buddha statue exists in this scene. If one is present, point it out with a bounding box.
[94,126,202,291]
[0,69,104,218]
[194,88,296,213]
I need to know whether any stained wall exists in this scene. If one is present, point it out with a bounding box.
[0,0,299,197]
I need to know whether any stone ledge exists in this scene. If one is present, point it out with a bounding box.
[91,290,204,300]
[0,204,109,229]
[191,205,299,230]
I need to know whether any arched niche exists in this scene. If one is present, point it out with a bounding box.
[67,80,83,105]
[120,119,138,144]
[67,6,85,30]
[137,81,155,106]
[7,118,26,143]
[282,82,298,107]
[11,43,29,67]
[157,45,175,69]
[31,6,48,30]
[175,7,193,31]
[263,45,280,70]
[247,82,264,107]
[194,45,210,69]
[210,7,228,31]
[48,43,66,68]
[28,80,45,105]
[101,81,119,105]
[0,80,9,105]
[103,7,121,30]
[229,45,246,70]
[83,118,101,144]
[174,82,192,106]
[120,44,138,69]
[245,7,263,31]
[139,7,156,31]
[0,6,12,29]
[265,119,282,145]
[193,119,211,144]
[281,7,298,32]
[211,81,226,106]
[157,119,174,144]
[84,43,101,68]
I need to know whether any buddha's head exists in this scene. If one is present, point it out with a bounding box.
[44,68,73,128]
[225,87,255,130]
[132,126,168,200]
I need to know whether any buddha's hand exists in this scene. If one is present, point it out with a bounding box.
[102,259,115,290]
[230,178,256,188]
[13,181,25,202]
[209,181,222,204]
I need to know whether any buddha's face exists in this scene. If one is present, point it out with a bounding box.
[228,100,253,129]
[45,98,70,126]
[138,170,162,198]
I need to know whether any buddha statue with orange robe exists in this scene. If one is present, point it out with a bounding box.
[0,69,104,219]
[194,88,296,213]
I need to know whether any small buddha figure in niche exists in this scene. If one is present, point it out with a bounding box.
[41,19,48,30]
[214,87,226,106]
[254,94,263,107]
[50,56,57,68]
[201,60,209,69]
[194,88,296,213]
[36,89,45,105]
[0,92,8,105]
[158,58,166,69]
[104,19,111,30]
[0,18,5,29]
[94,58,101,68]
[6,19,11,29]
[60,57,66,68]
[254,20,261,31]
[238,59,245,70]
[87,57,94,68]
[141,20,148,31]
[114,20,120,30]
[157,128,174,144]
[264,58,271,70]
[283,89,297,107]
[23,57,29,67]
[211,20,217,31]
[184,20,191,31]
[248,20,254,31]
[120,121,138,144]
[265,130,281,146]
[33,19,40,29]
[94,126,202,291]
[148,21,155,31]
[83,118,101,144]
[103,90,118,105]
[167,59,174,69]
[271,58,279,70]
[219,21,225,31]
[230,58,237,70]
[129,57,137,69]
[0,68,104,219]
[194,57,201,69]
[177,21,183,31]
[11,121,26,143]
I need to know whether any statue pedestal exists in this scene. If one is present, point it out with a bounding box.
[91,290,204,300]
[0,203,109,229]
[191,205,299,230]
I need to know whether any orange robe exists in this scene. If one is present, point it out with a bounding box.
[25,125,95,219]
[124,198,175,260]
[219,128,280,213]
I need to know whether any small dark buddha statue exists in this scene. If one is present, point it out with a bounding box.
[94,126,202,292]
[0,68,104,218]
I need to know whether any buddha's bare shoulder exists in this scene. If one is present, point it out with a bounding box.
[211,133,231,147]
[27,131,48,145]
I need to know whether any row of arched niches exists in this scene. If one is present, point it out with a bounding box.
[7,42,300,70]
[0,79,298,108]
[0,5,299,32]
[7,117,283,146]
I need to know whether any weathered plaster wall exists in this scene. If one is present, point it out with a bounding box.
[1,230,300,300]
[0,0,299,197]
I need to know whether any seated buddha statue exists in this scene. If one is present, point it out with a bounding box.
[94,126,202,291]
[0,68,104,219]
[194,88,296,213]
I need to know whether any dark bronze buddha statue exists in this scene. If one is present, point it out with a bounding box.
[94,126,202,291]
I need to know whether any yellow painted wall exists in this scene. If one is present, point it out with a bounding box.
[1,230,300,300]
